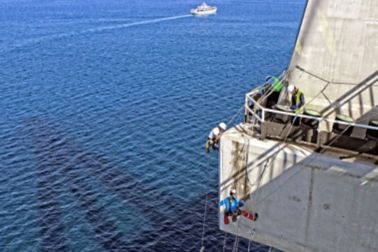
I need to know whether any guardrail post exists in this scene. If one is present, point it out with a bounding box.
[244,95,248,123]
[316,119,322,148]
[262,109,265,122]
[260,122,267,140]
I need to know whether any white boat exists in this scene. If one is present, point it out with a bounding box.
[190,3,217,16]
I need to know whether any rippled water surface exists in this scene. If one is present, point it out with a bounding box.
[0,0,305,251]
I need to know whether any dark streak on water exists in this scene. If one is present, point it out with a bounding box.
[76,149,177,226]
[63,164,128,251]
[23,118,271,251]
[33,132,68,252]
[25,118,128,251]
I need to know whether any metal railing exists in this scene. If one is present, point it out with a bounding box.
[244,89,378,134]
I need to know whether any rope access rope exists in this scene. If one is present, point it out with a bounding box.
[247,229,256,252]
[227,104,245,126]
[247,232,252,251]
[231,135,252,252]
[199,101,250,251]
[202,75,318,251]
[199,155,211,252]
[247,115,360,208]
[232,219,241,252]
[199,72,349,251]
[235,78,329,248]
[222,232,228,252]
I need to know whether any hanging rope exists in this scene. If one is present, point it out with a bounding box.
[218,71,355,252]
[245,113,360,208]
[199,155,211,252]
[227,104,245,126]
[199,100,250,251]
[232,221,240,252]
[222,232,228,252]
[247,229,256,252]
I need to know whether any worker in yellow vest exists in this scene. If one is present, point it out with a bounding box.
[288,85,305,125]
[288,85,305,111]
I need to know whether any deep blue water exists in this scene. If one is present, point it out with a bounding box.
[0,0,306,251]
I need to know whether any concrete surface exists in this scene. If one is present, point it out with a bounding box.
[219,127,378,252]
[286,0,378,122]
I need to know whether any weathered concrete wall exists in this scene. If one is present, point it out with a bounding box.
[219,127,378,252]
[286,0,378,119]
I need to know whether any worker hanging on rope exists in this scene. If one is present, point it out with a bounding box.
[205,122,227,153]
[219,189,258,225]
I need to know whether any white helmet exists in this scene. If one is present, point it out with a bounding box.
[218,122,227,131]
[288,85,295,93]
[230,188,236,195]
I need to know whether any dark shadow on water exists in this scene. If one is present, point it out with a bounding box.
[63,156,129,251]
[25,118,128,251]
[23,117,269,251]
[28,125,68,252]
[75,152,180,227]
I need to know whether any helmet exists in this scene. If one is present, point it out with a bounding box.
[219,122,227,131]
[288,85,295,93]
[230,188,236,195]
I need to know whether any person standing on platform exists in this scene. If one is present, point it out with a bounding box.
[288,85,305,125]
[288,85,305,111]
[265,76,285,108]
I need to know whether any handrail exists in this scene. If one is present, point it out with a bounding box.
[245,89,378,133]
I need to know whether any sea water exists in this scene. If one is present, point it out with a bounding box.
[0,0,306,251]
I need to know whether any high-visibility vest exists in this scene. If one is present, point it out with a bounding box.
[271,76,284,92]
[294,89,303,113]
[295,89,302,106]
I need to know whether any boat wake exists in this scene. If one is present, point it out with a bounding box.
[86,14,191,33]
[2,14,192,54]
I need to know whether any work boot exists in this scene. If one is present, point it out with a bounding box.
[224,215,229,225]
[242,210,258,221]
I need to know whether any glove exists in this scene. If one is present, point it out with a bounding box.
[205,141,210,154]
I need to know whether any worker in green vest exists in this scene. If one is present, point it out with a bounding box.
[270,76,284,92]
[266,76,284,108]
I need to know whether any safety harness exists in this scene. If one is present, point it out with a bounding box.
[226,196,241,216]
